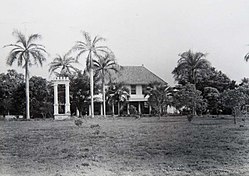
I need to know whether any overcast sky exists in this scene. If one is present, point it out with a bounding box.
[0,0,249,85]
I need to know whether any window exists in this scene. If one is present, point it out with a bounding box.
[131,85,136,94]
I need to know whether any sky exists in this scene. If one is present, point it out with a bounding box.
[0,0,249,85]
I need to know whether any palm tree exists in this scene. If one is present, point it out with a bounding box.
[4,30,47,119]
[144,82,173,117]
[106,83,130,116]
[172,50,210,85]
[93,53,119,117]
[245,52,249,62]
[49,54,79,77]
[70,31,110,117]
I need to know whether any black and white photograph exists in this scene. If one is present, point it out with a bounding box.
[0,0,249,175]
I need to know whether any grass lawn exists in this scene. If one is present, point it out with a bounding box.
[0,116,249,176]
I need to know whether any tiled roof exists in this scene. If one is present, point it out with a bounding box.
[110,66,166,85]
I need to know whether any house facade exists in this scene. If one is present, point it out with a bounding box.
[109,65,166,115]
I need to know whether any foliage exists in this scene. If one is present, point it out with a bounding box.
[70,71,100,117]
[49,54,79,77]
[106,83,130,116]
[172,50,210,85]
[144,82,172,116]
[70,31,110,117]
[203,87,221,115]
[29,76,53,118]
[221,87,249,123]
[4,30,47,119]
[173,84,207,115]
[196,67,237,93]
[0,70,24,115]
[93,52,119,116]
[221,88,249,111]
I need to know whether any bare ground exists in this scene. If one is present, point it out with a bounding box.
[0,116,249,176]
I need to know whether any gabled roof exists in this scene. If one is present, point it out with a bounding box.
[111,66,166,85]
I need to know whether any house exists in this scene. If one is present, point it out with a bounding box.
[108,65,166,115]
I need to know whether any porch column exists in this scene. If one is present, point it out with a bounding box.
[100,103,103,116]
[89,105,91,116]
[54,83,58,115]
[65,81,70,114]
[149,105,152,114]
[138,102,141,114]
[127,103,130,115]
[76,108,79,117]
[112,103,115,115]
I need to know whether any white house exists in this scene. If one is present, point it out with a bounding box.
[108,65,166,115]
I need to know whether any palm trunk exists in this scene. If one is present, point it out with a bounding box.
[90,67,94,118]
[25,62,30,119]
[118,102,120,116]
[102,72,106,117]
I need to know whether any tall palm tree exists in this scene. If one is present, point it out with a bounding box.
[70,31,109,117]
[49,54,79,77]
[4,30,47,119]
[93,53,119,117]
[172,50,210,85]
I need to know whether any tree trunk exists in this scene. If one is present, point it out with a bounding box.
[25,62,30,119]
[118,102,120,116]
[90,67,94,118]
[102,72,106,117]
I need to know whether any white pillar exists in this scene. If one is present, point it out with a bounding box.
[138,102,141,114]
[127,103,130,115]
[54,83,58,115]
[65,82,70,115]
[89,105,91,116]
[76,108,79,117]
[149,105,152,114]
[112,103,115,115]
[100,103,103,116]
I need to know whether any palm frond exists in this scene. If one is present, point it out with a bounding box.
[12,30,27,48]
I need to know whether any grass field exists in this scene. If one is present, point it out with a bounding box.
[0,116,249,176]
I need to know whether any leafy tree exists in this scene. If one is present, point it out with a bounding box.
[203,87,221,115]
[29,76,53,118]
[172,50,210,85]
[0,70,24,115]
[173,83,207,116]
[144,82,172,117]
[239,77,249,87]
[196,67,237,93]
[221,88,249,124]
[4,30,47,119]
[93,52,119,117]
[106,83,130,116]
[49,54,79,77]
[70,31,110,117]
[70,71,100,117]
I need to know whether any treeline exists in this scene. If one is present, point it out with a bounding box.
[151,50,249,120]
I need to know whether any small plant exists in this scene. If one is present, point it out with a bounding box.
[187,115,193,122]
[129,105,140,118]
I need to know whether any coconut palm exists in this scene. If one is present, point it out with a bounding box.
[172,50,210,85]
[49,54,79,77]
[4,30,47,119]
[93,53,119,117]
[70,31,110,117]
